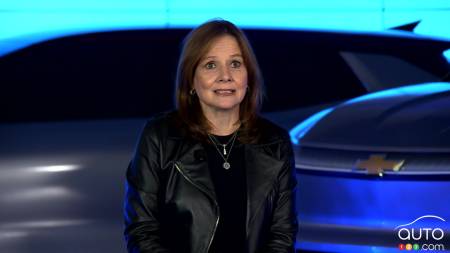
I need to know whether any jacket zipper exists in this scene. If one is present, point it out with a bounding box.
[174,162,220,253]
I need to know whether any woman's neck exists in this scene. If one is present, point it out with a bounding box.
[202,107,240,136]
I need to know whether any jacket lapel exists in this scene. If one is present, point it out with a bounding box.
[175,140,217,201]
[245,143,285,235]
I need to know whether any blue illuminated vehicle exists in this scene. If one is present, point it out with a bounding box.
[291,82,450,253]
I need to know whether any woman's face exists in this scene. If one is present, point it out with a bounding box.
[193,35,248,114]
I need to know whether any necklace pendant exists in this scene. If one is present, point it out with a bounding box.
[222,144,227,155]
[223,162,230,170]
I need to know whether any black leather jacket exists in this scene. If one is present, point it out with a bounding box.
[124,111,298,253]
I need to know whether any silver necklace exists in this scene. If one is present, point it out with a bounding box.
[210,131,236,155]
[207,131,238,170]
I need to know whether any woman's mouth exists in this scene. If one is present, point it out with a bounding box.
[214,89,235,95]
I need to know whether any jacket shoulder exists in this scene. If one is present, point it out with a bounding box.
[142,110,179,134]
[136,111,183,151]
[256,116,290,145]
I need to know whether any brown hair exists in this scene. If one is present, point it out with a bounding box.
[175,19,264,143]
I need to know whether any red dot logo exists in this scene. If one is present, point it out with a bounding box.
[399,244,405,250]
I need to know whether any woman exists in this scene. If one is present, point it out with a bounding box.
[124,19,298,253]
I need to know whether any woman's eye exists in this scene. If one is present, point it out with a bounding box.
[205,62,216,69]
[231,60,241,68]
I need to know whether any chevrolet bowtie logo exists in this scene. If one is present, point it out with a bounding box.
[355,154,405,176]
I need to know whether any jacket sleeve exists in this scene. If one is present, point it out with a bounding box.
[123,121,171,253]
[263,134,298,253]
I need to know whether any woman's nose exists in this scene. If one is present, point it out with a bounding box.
[217,66,233,82]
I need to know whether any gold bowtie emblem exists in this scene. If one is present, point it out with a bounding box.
[355,154,405,177]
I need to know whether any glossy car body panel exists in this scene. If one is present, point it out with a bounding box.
[293,83,450,252]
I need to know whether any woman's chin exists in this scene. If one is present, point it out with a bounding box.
[209,104,241,112]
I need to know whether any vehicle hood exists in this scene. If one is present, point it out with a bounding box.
[300,82,450,152]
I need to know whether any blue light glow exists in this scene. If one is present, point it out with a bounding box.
[1,0,450,56]
[444,49,450,63]
[384,0,450,38]
[298,241,401,253]
[289,108,334,145]
[343,82,450,105]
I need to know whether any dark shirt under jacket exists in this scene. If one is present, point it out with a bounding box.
[203,133,247,253]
